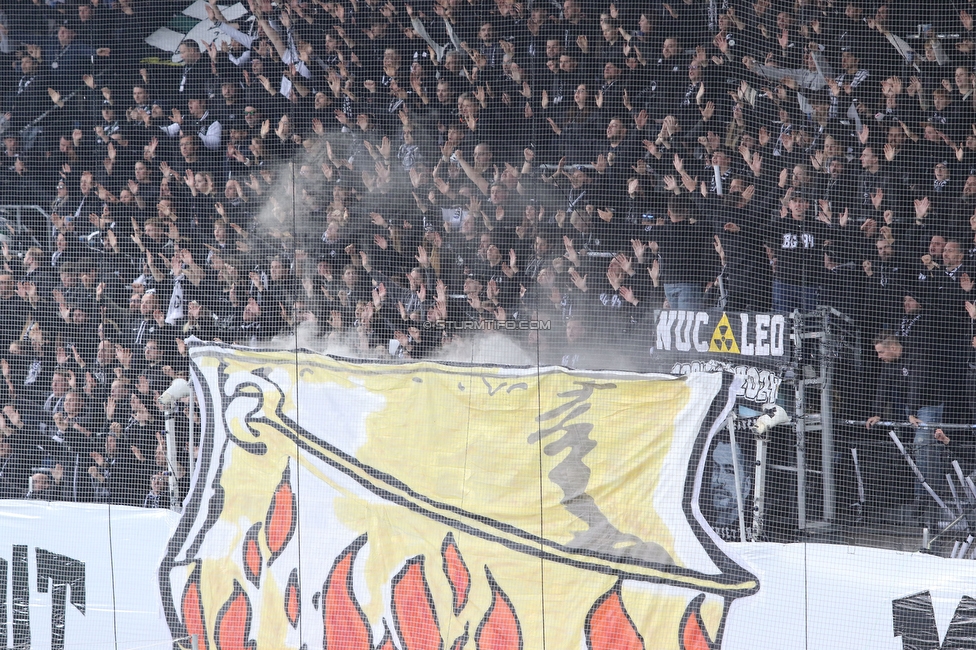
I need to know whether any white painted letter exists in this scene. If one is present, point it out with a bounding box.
[739,313,755,355]
[755,314,770,356]
[657,311,677,350]
[693,312,710,352]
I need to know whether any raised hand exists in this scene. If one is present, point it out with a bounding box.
[857,124,870,145]
[619,285,639,305]
[699,100,715,121]
[749,152,763,177]
[913,196,930,220]
[870,187,885,210]
[627,239,646,264]
[568,267,588,292]
[563,235,580,266]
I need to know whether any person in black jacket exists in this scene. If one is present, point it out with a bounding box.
[648,195,720,310]
[765,195,828,313]
[866,294,967,520]
[36,20,102,95]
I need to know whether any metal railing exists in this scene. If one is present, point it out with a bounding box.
[0,204,47,249]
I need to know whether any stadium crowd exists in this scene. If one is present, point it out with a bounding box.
[0,0,973,509]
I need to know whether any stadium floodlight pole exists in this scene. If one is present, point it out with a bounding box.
[159,378,193,512]
[725,414,748,543]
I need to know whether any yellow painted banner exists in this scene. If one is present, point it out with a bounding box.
[160,344,757,650]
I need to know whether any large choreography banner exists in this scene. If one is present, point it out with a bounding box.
[163,344,753,650]
[4,344,976,649]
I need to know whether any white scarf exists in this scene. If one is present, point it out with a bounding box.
[165,274,185,325]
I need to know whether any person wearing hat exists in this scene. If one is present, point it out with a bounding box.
[92,99,121,155]
[213,61,244,127]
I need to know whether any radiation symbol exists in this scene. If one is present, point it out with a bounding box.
[709,313,740,354]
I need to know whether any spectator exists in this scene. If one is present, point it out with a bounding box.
[867,293,966,522]
[648,195,719,310]
[0,0,975,513]
[765,194,827,312]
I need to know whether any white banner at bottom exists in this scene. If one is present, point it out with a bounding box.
[2,502,976,649]
[0,501,176,650]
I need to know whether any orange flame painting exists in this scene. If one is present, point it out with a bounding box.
[285,568,301,628]
[180,563,208,650]
[213,580,256,650]
[322,534,371,650]
[391,556,443,650]
[265,463,296,566]
[584,579,644,650]
[441,533,471,617]
[474,569,522,650]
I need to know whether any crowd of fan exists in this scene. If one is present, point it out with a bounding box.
[0,0,975,505]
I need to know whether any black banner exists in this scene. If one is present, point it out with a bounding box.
[651,310,791,366]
